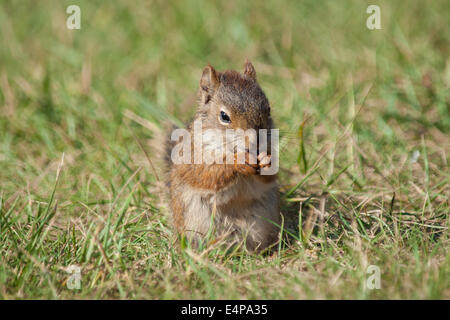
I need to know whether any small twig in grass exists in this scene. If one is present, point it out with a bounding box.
[297,113,312,174]
[329,269,344,287]
[346,75,356,174]
[302,205,319,245]
[389,192,396,216]
[277,213,285,260]
[123,109,159,132]
[319,194,327,238]
[298,202,303,242]
[93,227,112,271]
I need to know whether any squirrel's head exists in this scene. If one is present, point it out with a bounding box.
[196,60,272,132]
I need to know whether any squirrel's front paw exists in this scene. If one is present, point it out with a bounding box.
[234,152,258,175]
[257,152,271,169]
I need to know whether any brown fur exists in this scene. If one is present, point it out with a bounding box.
[166,60,281,252]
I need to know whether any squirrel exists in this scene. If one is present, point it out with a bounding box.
[165,60,280,252]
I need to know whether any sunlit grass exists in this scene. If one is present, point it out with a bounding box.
[0,0,448,299]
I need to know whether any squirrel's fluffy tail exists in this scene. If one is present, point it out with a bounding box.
[148,121,176,183]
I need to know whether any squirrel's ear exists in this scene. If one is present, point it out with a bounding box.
[243,59,257,80]
[200,65,219,94]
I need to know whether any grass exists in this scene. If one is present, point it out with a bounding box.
[0,0,449,299]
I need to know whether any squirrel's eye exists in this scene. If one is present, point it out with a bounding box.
[219,111,231,124]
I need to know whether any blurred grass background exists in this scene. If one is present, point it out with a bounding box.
[0,0,448,299]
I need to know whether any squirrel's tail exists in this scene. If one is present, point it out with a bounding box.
[146,121,176,218]
[148,121,176,179]
[162,123,177,176]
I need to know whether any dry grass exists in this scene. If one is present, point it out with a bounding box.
[0,0,448,299]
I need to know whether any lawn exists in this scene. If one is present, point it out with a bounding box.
[0,0,448,299]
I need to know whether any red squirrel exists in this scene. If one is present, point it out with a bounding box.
[166,60,280,252]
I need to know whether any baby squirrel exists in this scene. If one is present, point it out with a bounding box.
[166,60,280,252]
